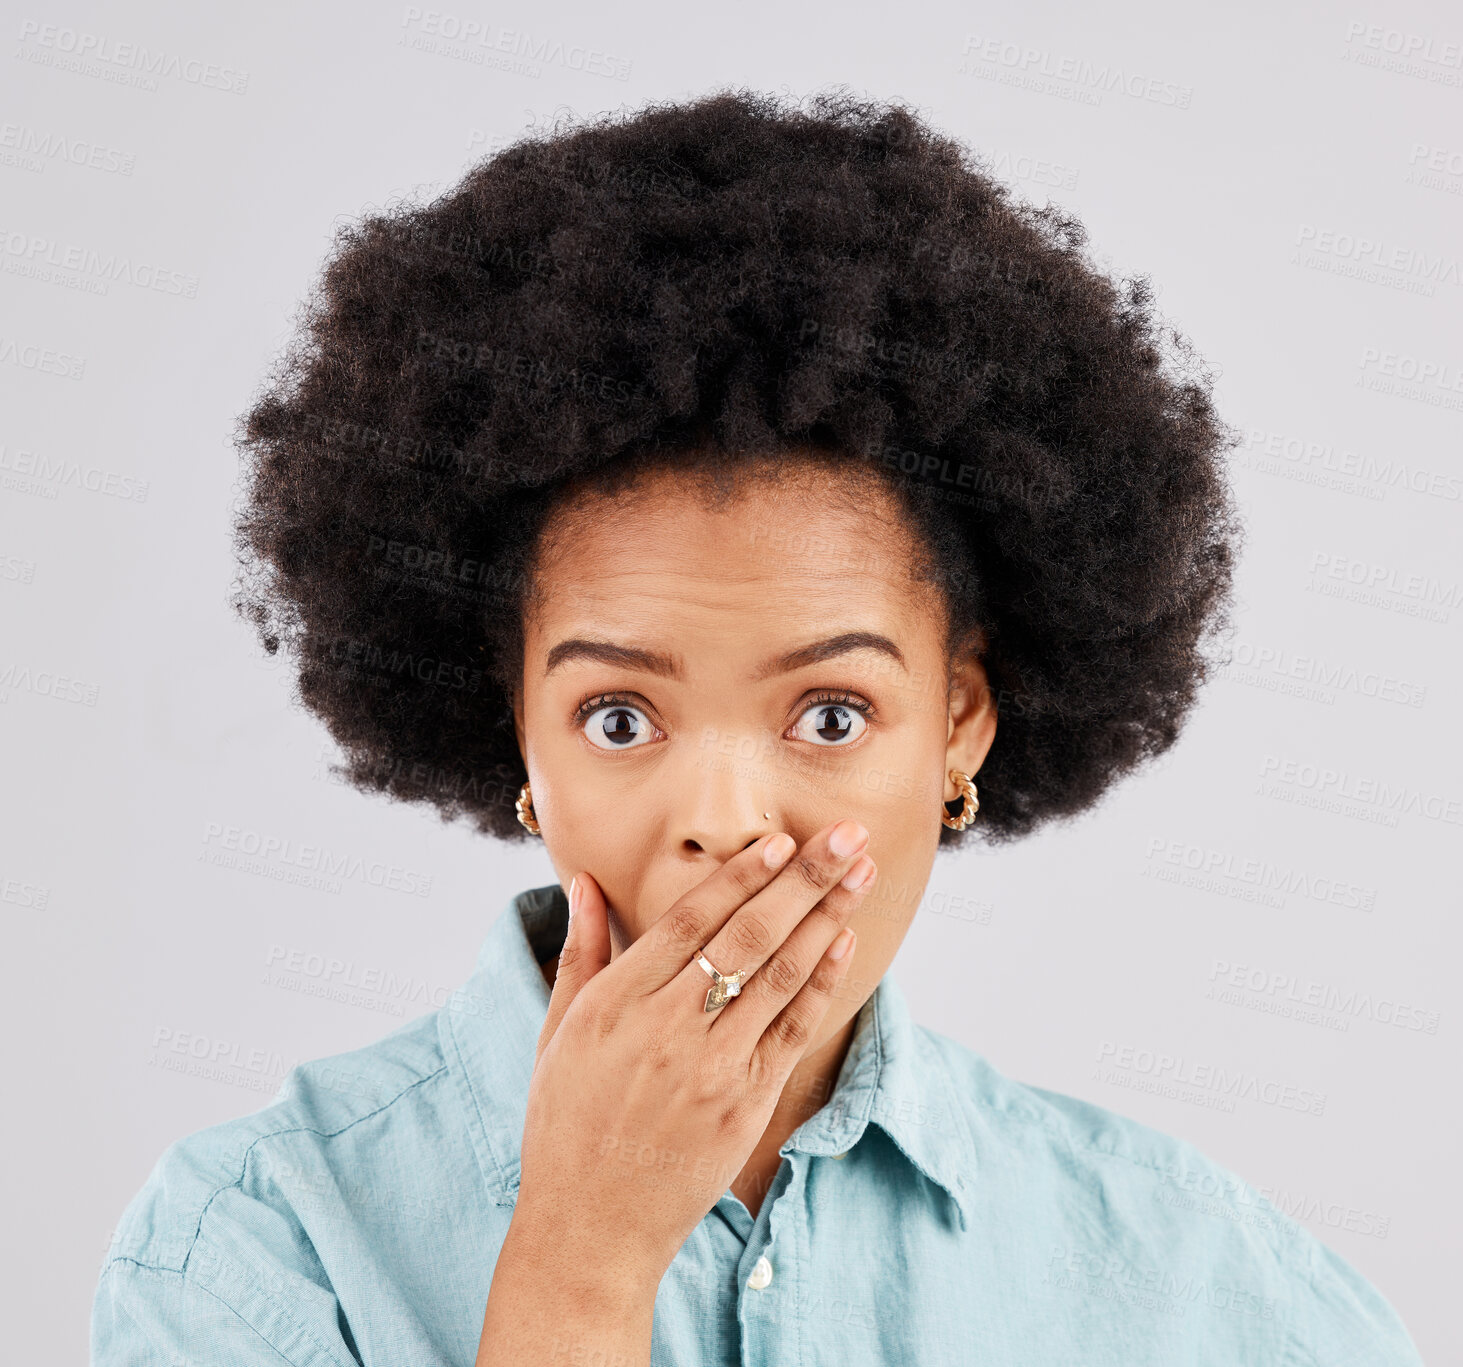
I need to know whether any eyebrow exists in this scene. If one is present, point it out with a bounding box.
[543,631,905,681]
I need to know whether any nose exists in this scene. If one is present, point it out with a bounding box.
[672,734,781,863]
[676,785,775,863]
[681,823,771,862]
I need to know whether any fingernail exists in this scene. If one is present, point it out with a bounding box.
[763,833,795,868]
[827,928,855,961]
[829,820,868,859]
[568,875,580,920]
[840,855,875,891]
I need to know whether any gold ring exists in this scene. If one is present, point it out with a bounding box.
[693,949,747,1013]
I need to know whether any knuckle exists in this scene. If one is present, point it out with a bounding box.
[562,995,609,1047]
[806,958,840,999]
[788,851,831,895]
[554,937,587,975]
[724,909,775,959]
[662,903,708,949]
[694,1051,741,1098]
[804,899,845,936]
[769,1006,812,1052]
[717,1097,751,1134]
[755,951,803,999]
[745,1047,780,1092]
[723,857,767,904]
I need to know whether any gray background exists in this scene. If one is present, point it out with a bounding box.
[1,0,1458,1361]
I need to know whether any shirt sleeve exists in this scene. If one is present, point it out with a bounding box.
[92,1249,361,1367]
[1291,1236,1424,1367]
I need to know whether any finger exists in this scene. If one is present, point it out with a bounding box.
[614,830,800,994]
[753,925,858,1081]
[534,871,610,1066]
[708,853,873,1051]
[659,818,869,1023]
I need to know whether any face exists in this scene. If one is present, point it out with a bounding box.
[511,455,996,1033]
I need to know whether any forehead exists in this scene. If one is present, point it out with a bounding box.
[527,462,943,638]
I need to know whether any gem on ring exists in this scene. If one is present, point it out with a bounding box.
[694,949,747,1013]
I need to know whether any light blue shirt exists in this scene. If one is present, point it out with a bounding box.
[93,883,1422,1365]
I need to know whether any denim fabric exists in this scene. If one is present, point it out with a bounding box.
[93,883,1422,1365]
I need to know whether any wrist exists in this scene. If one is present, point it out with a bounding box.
[500,1197,667,1309]
[477,1206,661,1367]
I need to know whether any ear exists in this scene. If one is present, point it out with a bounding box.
[944,644,997,804]
[511,685,527,766]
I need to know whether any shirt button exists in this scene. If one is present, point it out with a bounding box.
[747,1255,773,1290]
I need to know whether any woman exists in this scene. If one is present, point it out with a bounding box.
[92,90,1422,1365]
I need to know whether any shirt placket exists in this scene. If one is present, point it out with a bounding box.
[734,1151,807,1367]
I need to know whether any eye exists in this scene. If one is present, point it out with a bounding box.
[578,695,658,750]
[789,691,872,747]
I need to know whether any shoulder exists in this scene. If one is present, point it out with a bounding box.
[103,1010,449,1275]
[916,1025,1423,1366]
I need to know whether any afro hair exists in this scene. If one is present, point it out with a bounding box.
[231,87,1242,848]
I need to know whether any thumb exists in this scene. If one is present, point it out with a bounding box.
[536,871,610,1063]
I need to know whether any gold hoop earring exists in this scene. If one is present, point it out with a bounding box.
[515,780,541,836]
[941,769,979,830]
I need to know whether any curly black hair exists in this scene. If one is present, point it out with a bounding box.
[231,87,1242,848]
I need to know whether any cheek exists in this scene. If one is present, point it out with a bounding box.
[541,799,656,942]
[854,757,944,928]
[848,746,938,828]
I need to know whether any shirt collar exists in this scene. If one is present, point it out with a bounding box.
[779,940,979,1231]
[440,883,978,1230]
